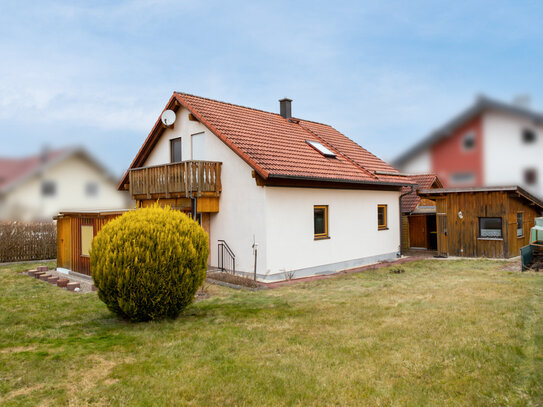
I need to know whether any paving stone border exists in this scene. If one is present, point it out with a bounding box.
[25,266,94,293]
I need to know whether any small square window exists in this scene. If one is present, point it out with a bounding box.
[517,213,524,237]
[314,205,329,239]
[462,131,476,150]
[378,205,387,230]
[479,217,502,239]
[522,129,536,144]
[41,181,56,197]
[524,168,538,185]
[85,182,98,197]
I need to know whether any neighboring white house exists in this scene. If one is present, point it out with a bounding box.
[394,95,543,198]
[119,92,413,281]
[0,147,131,221]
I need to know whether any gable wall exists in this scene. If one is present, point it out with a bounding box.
[1,155,130,221]
[483,111,543,198]
[430,115,484,188]
[142,107,268,274]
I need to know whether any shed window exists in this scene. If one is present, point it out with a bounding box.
[81,225,94,256]
[517,213,524,237]
[462,131,476,150]
[314,205,328,239]
[522,129,536,144]
[479,217,503,239]
[170,137,182,163]
[378,205,387,230]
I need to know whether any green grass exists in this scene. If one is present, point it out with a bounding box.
[0,260,542,406]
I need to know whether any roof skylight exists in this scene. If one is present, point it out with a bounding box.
[306,140,336,158]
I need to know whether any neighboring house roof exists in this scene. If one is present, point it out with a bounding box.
[119,92,413,190]
[393,95,543,167]
[401,174,442,213]
[0,147,119,195]
[417,185,543,211]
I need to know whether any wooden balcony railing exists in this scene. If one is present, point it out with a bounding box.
[128,161,222,199]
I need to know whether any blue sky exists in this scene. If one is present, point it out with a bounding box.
[1,0,543,176]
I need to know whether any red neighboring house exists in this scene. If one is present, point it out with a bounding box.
[394,95,543,198]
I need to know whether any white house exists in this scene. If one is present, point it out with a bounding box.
[394,95,543,198]
[119,92,412,281]
[0,147,131,221]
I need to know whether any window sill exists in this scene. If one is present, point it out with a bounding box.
[314,236,330,241]
[378,227,389,231]
[80,254,90,258]
[517,235,524,239]
[477,237,503,241]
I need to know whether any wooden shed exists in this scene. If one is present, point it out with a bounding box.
[401,174,442,252]
[418,186,543,258]
[55,210,129,275]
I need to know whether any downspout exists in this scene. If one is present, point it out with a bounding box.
[399,186,415,256]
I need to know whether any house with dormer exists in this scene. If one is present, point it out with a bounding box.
[118,92,413,281]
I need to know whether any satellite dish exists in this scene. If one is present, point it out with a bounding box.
[161,110,176,126]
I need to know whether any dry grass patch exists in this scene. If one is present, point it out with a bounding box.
[0,259,542,406]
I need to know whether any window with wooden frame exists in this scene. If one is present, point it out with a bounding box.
[517,213,524,238]
[479,217,503,239]
[170,137,182,163]
[314,205,329,239]
[80,223,94,257]
[378,205,387,230]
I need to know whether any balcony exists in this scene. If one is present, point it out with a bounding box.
[128,161,222,200]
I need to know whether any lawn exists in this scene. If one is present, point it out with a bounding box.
[0,260,542,406]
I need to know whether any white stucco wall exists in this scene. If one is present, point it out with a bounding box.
[398,149,431,174]
[142,107,268,274]
[483,111,543,198]
[1,154,130,221]
[263,188,400,279]
[145,107,402,280]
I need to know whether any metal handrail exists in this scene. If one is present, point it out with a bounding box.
[218,240,236,274]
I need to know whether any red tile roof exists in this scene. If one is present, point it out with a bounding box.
[120,92,413,189]
[0,148,71,192]
[401,174,442,213]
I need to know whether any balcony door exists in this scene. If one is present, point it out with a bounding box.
[170,137,182,163]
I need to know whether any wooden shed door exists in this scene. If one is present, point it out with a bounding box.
[437,213,448,257]
[57,218,71,269]
[409,216,427,248]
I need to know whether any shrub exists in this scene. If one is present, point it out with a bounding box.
[90,205,209,321]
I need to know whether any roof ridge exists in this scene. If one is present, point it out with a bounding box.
[175,91,284,117]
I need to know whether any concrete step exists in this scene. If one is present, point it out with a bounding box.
[66,282,80,291]
[37,266,49,272]
[27,269,38,277]
[34,271,46,279]
[57,278,69,288]
[39,274,52,281]
[47,276,59,284]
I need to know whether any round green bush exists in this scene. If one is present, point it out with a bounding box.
[90,205,209,321]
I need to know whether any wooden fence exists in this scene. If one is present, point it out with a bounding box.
[0,222,56,263]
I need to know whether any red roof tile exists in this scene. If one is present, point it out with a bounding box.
[401,174,442,213]
[120,92,413,189]
[0,148,71,192]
